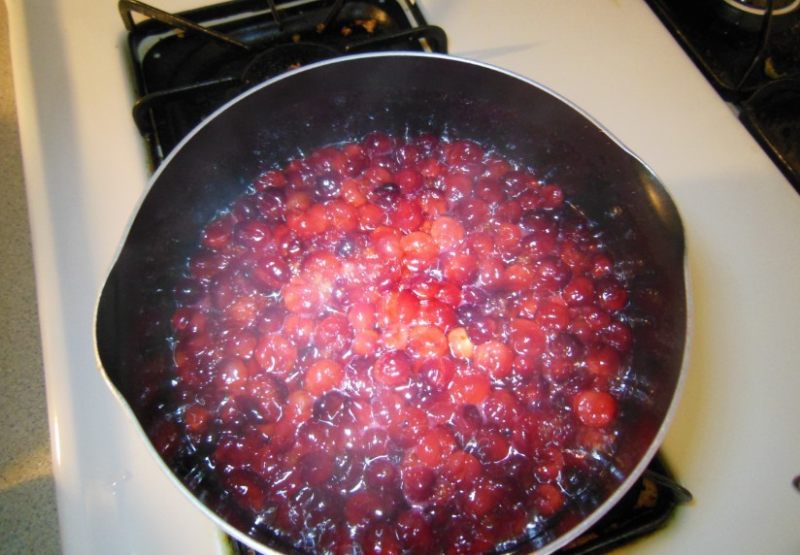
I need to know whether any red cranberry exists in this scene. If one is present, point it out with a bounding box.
[373,351,413,387]
[573,390,617,427]
[473,340,514,379]
[167,133,639,552]
[401,465,437,503]
[305,359,344,396]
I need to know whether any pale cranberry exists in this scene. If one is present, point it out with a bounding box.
[305,359,344,396]
[400,231,439,271]
[448,374,490,405]
[473,340,514,379]
[430,217,465,252]
[407,325,448,359]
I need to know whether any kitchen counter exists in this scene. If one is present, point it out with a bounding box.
[0,2,60,553]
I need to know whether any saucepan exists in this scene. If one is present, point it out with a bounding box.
[95,52,688,554]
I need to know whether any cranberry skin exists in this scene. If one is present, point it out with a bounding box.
[284,390,314,424]
[254,335,297,377]
[482,389,521,428]
[472,431,511,464]
[254,168,287,191]
[401,465,437,503]
[596,278,629,311]
[362,523,402,555]
[298,451,335,486]
[508,318,547,358]
[348,301,377,330]
[564,275,595,306]
[447,327,474,360]
[396,510,434,552]
[305,359,344,396]
[443,173,473,205]
[314,314,353,358]
[400,231,439,271]
[313,391,351,425]
[365,458,400,491]
[373,351,413,386]
[448,374,491,405]
[378,290,420,328]
[430,216,465,251]
[473,340,514,380]
[462,477,504,517]
[443,450,482,485]
[456,198,490,227]
[393,198,424,233]
[585,345,622,377]
[418,356,456,392]
[407,325,449,359]
[444,139,484,165]
[413,427,457,468]
[573,390,617,427]
[202,216,234,251]
[535,298,571,332]
[534,483,564,517]
[225,469,266,513]
[360,427,392,458]
[362,132,396,157]
[603,320,633,353]
[344,490,387,525]
[442,252,478,285]
[394,167,424,195]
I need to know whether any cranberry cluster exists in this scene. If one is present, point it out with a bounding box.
[162,133,632,554]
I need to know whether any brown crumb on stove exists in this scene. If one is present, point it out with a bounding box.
[291,33,301,43]
[635,478,658,509]
[341,26,353,37]
[315,23,326,34]
[288,63,301,70]
[355,18,378,33]
[764,57,783,80]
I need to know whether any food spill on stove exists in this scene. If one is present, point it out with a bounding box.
[155,132,633,554]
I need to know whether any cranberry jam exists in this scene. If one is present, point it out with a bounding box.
[159,132,633,554]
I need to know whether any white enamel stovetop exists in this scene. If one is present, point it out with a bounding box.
[6,0,800,553]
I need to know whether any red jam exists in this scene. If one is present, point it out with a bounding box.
[161,132,632,554]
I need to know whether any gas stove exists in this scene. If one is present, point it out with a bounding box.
[6,1,800,554]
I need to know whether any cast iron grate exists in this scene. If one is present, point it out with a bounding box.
[120,0,447,167]
[646,0,800,192]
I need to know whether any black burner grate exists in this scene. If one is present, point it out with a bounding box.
[646,0,800,192]
[121,0,446,167]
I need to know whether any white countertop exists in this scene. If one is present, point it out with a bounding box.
[7,0,800,553]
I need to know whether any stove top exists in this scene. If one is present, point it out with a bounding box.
[647,0,800,192]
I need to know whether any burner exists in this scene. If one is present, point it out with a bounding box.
[241,43,339,84]
[647,0,800,193]
[722,0,800,16]
[121,0,447,166]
